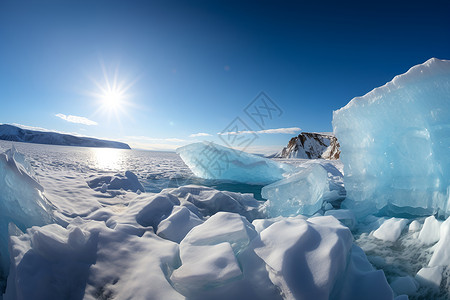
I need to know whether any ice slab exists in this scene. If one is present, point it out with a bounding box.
[428,216,450,268]
[0,147,54,276]
[181,212,257,254]
[156,206,203,243]
[408,220,421,232]
[418,215,441,245]
[333,58,450,217]
[177,142,293,184]
[415,266,443,289]
[373,218,408,242]
[261,164,330,217]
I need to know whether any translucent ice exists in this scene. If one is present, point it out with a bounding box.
[0,147,54,275]
[177,142,293,184]
[333,58,450,217]
[261,164,330,217]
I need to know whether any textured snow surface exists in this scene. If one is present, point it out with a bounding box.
[0,143,398,300]
[177,142,293,184]
[333,58,450,217]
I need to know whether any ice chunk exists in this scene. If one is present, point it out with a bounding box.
[408,220,421,232]
[5,223,96,300]
[0,147,54,276]
[261,164,330,217]
[181,212,257,254]
[171,242,242,295]
[134,194,178,229]
[156,206,203,243]
[333,58,450,217]
[418,215,441,245]
[373,218,408,242]
[324,202,334,211]
[428,216,450,267]
[415,266,443,289]
[169,185,265,221]
[253,216,394,300]
[176,142,293,184]
[87,170,145,194]
[253,216,352,299]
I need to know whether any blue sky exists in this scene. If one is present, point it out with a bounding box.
[1,0,449,153]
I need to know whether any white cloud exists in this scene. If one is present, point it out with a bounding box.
[55,113,98,126]
[189,132,212,138]
[218,127,301,135]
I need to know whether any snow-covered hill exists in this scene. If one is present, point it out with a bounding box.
[273,132,340,159]
[0,124,131,149]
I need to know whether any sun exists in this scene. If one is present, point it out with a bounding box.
[88,63,138,124]
[102,89,123,110]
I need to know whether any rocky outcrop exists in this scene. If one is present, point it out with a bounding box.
[275,132,340,160]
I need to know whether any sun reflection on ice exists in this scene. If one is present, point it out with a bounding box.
[91,148,124,170]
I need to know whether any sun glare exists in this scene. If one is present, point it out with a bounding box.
[102,90,123,109]
[88,62,138,125]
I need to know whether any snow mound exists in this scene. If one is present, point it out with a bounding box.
[177,142,293,184]
[253,215,393,300]
[333,58,450,218]
[0,147,54,277]
[87,170,145,194]
[167,185,265,221]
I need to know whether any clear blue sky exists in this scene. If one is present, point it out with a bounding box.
[1,0,449,153]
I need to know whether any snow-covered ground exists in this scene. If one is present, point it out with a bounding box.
[0,140,448,300]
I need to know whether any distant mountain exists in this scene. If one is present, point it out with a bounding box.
[0,124,131,149]
[272,132,340,160]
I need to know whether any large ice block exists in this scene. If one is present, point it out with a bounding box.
[333,58,450,217]
[177,142,293,184]
[0,147,54,276]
